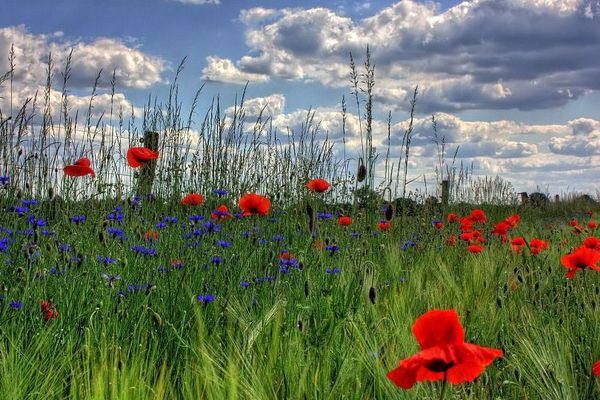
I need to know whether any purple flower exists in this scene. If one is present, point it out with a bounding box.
[197,294,215,304]
[9,300,22,309]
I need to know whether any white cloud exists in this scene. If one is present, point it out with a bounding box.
[206,0,600,111]
[202,56,269,84]
[225,94,285,118]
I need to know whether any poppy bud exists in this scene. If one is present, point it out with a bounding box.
[385,203,393,221]
[496,297,502,308]
[304,281,310,297]
[357,160,366,183]
[297,320,303,331]
[369,286,376,304]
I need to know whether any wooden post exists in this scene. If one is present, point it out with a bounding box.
[441,180,449,206]
[520,192,528,206]
[135,131,159,196]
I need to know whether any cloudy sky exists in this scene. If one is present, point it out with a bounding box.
[2,0,600,196]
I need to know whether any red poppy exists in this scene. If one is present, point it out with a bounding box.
[561,246,600,279]
[387,309,502,389]
[460,217,474,233]
[569,218,579,227]
[144,230,159,242]
[338,216,352,226]
[64,157,96,178]
[434,221,444,230]
[40,299,59,321]
[447,213,458,223]
[529,238,548,255]
[510,237,526,254]
[470,209,487,224]
[588,221,598,229]
[492,222,509,237]
[593,360,600,376]
[127,147,159,168]
[582,236,600,250]
[378,220,392,231]
[239,193,271,216]
[182,193,204,206]
[468,244,484,253]
[460,232,475,243]
[446,235,457,246]
[307,178,330,193]
[504,214,521,228]
[211,204,231,220]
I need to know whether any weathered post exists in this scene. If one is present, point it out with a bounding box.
[441,180,449,206]
[135,130,159,196]
[520,192,528,206]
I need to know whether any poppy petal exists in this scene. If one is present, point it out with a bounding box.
[593,360,600,376]
[412,309,464,350]
[74,157,91,167]
[64,165,95,178]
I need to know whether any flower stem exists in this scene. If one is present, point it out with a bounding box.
[439,371,448,400]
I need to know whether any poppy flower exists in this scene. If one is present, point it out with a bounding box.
[182,193,204,206]
[387,309,503,389]
[593,360,600,376]
[144,230,159,242]
[432,219,444,229]
[239,193,271,216]
[510,237,526,254]
[447,213,458,223]
[529,238,548,255]
[378,220,392,231]
[583,236,600,250]
[561,246,600,279]
[446,235,457,246]
[504,214,521,228]
[470,209,487,224]
[338,216,352,226]
[40,299,59,321]
[467,244,483,253]
[569,218,579,227]
[211,204,231,221]
[492,222,509,238]
[588,221,598,229]
[127,147,159,168]
[64,157,95,178]
[307,178,330,193]
[459,217,474,233]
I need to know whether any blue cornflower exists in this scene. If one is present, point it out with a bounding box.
[97,256,116,265]
[12,206,28,215]
[325,244,339,255]
[197,294,215,304]
[108,206,124,223]
[70,215,87,224]
[21,199,39,207]
[163,216,178,224]
[212,189,228,197]
[28,215,47,227]
[258,238,268,245]
[203,221,221,234]
[234,212,244,219]
[317,212,333,220]
[157,266,169,274]
[211,256,223,265]
[8,300,22,310]
[272,235,286,242]
[240,281,250,288]
[19,228,34,237]
[155,222,167,229]
[130,245,157,257]
[401,241,416,251]
[188,214,205,223]
[108,227,124,239]
[400,277,407,283]
[325,267,341,274]
[40,230,53,236]
[0,237,9,253]
[0,176,9,186]
[268,217,278,224]
[432,219,442,227]
[58,243,73,253]
[216,240,232,248]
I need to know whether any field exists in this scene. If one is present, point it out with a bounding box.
[1,54,600,400]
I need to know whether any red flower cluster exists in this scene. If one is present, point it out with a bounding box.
[40,300,59,321]
[127,147,159,168]
[561,245,600,279]
[182,193,205,206]
[239,193,271,216]
[378,220,392,231]
[307,178,330,193]
[211,204,231,221]
[338,216,352,226]
[64,157,95,178]
[387,309,503,389]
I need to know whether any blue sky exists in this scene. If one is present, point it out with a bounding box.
[2,0,600,195]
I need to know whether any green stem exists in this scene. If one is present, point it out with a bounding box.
[439,371,448,400]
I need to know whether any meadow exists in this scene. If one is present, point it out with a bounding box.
[0,54,600,400]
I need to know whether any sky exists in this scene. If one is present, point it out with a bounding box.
[2,0,600,197]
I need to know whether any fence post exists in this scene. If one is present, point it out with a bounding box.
[135,131,159,196]
[520,192,528,206]
[441,180,449,206]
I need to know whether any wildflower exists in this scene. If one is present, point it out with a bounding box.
[447,213,458,223]
[211,204,230,220]
[197,294,215,304]
[240,281,250,288]
[182,193,204,206]
[64,157,95,178]
[239,193,271,216]
[211,256,223,265]
[510,237,526,254]
[130,245,157,257]
[325,243,339,255]
[561,246,600,279]
[155,221,167,229]
[307,178,330,193]
[467,244,484,253]
[0,237,9,253]
[387,309,503,389]
[22,199,39,207]
[144,230,159,242]
[588,221,598,229]
[107,227,124,240]
[583,236,600,250]
[9,300,22,310]
[40,300,59,321]
[107,206,124,223]
[317,212,333,220]
[12,205,28,215]
[492,222,509,238]
[338,216,352,226]
[127,147,159,168]
[470,209,487,224]
[432,219,444,229]
[325,267,341,274]
[593,361,600,376]
[171,259,185,269]
[70,215,87,224]
[216,240,232,248]
[529,238,548,255]
[272,234,286,243]
[446,235,457,246]
[188,214,205,224]
[97,256,117,265]
[212,189,229,197]
[378,220,392,231]
[569,218,579,227]
[28,215,47,227]
[401,241,417,251]
[0,176,9,186]
[504,214,521,228]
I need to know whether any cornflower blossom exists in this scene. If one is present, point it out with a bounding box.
[197,294,215,304]
[212,189,229,197]
[70,215,87,224]
[97,256,117,265]
[325,267,341,274]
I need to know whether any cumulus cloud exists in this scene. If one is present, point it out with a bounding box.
[205,0,600,111]
[225,93,285,118]
[202,56,269,84]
